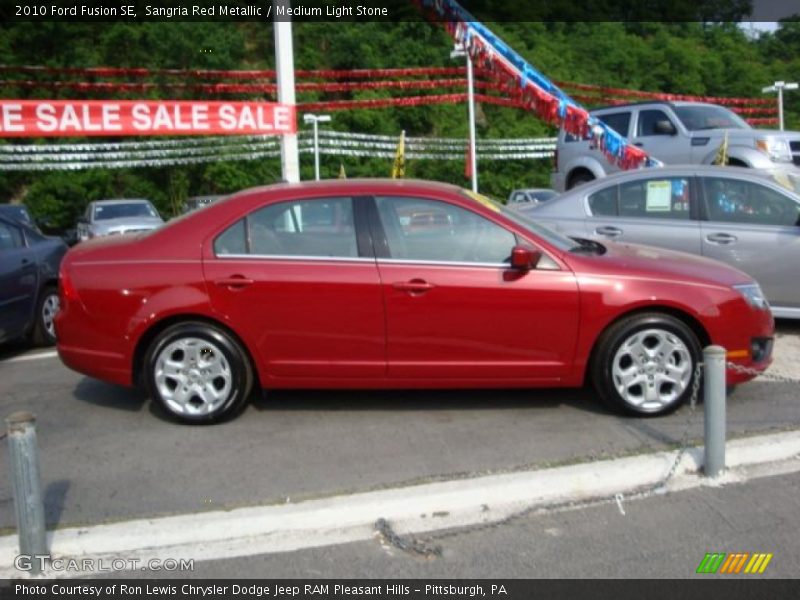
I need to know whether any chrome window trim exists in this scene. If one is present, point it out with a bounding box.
[214,253,374,263]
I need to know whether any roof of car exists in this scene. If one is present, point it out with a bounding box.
[92,198,153,205]
[590,100,714,113]
[228,178,467,200]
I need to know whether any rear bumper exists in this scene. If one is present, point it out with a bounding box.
[57,344,131,387]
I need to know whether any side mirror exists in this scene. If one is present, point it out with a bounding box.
[655,120,676,136]
[77,216,88,225]
[510,245,542,271]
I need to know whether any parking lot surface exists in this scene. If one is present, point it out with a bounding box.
[1,321,799,531]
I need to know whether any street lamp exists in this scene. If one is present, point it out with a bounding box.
[451,43,478,193]
[303,113,331,180]
[762,81,798,131]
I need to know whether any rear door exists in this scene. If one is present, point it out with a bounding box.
[0,220,37,341]
[699,175,800,311]
[369,195,580,381]
[584,174,702,254]
[204,195,386,379]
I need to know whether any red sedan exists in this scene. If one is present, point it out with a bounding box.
[55,179,774,423]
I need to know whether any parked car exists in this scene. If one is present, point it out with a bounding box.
[56,179,773,424]
[522,165,800,319]
[77,199,164,242]
[508,188,558,205]
[552,100,800,191]
[0,214,67,346]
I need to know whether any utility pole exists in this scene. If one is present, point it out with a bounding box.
[762,81,798,131]
[274,1,299,182]
[451,43,478,193]
[303,113,331,180]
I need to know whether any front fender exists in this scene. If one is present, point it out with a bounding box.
[703,145,775,169]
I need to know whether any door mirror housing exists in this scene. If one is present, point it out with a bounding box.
[655,120,676,135]
[77,216,88,225]
[510,245,542,271]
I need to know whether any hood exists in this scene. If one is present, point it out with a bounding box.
[570,240,754,289]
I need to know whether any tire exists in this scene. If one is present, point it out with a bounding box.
[31,285,59,346]
[144,322,254,424]
[590,313,701,417]
[567,171,595,190]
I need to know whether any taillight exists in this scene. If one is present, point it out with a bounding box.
[59,261,79,303]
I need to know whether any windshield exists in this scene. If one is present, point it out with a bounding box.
[0,205,33,226]
[94,202,160,221]
[674,105,750,131]
[462,191,579,252]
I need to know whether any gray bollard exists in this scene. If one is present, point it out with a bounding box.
[6,412,47,574]
[703,346,727,478]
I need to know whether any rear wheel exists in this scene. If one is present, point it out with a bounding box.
[144,322,253,424]
[591,313,701,416]
[31,285,59,346]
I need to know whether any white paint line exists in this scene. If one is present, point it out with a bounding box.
[4,350,58,364]
[1,429,798,579]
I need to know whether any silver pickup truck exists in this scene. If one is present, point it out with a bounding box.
[552,100,800,191]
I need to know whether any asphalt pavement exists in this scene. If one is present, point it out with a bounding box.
[115,469,800,579]
[1,322,799,533]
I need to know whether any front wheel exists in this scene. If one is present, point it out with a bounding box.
[590,313,701,416]
[144,322,253,424]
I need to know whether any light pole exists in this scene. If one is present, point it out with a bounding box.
[274,1,299,182]
[303,113,331,180]
[762,80,798,131]
[451,43,478,193]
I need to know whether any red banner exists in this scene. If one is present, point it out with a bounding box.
[0,100,295,137]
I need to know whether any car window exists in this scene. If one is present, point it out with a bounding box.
[702,177,800,227]
[0,221,24,250]
[215,197,358,258]
[511,192,528,203]
[587,186,618,216]
[618,178,691,220]
[94,202,159,220]
[598,112,631,137]
[637,110,675,137]
[375,196,516,264]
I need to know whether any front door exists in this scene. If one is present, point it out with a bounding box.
[369,195,580,381]
[699,175,800,311]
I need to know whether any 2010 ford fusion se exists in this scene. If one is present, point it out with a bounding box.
[55,179,774,424]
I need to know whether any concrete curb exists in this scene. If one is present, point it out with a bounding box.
[2,429,799,578]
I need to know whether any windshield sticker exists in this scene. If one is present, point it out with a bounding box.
[645,181,671,212]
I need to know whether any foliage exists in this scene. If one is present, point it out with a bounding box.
[0,19,798,225]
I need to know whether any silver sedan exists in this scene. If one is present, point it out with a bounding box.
[519,165,800,318]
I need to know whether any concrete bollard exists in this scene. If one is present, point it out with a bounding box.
[5,412,47,574]
[703,346,727,478]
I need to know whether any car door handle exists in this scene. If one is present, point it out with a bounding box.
[214,276,254,288]
[392,279,434,294]
[634,142,644,147]
[706,233,738,245]
[595,226,623,238]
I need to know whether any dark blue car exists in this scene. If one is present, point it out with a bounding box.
[0,214,67,345]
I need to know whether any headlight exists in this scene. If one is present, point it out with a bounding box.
[756,138,792,163]
[733,283,769,310]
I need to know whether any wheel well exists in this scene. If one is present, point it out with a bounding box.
[727,157,747,167]
[567,168,595,189]
[585,305,711,385]
[132,315,261,390]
